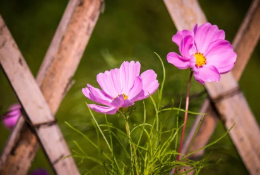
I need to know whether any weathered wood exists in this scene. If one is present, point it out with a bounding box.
[0,118,39,174]
[40,0,102,113]
[206,74,260,175]
[0,0,80,166]
[232,0,260,80]
[0,117,28,170]
[164,0,207,31]
[36,0,81,85]
[182,0,260,161]
[164,0,260,174]
[0,0,102,174]
[0,16,80,175]
[181,98,219,160]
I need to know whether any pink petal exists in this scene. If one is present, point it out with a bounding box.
[192,24,198,34]
[138,70,159,100]
[3,114,20,130]
[180,35,194,58]
[172,30,193,47]
[167,52,190,69]
[82,84,112,106]
[205,40,237,74]
[190,55,199,73]
[138,81,159,101]
[194,23,225,53]
[88,104,118,115]
[111,95,124,108]
[110,68,122,94]
[128,76,143,101]
[5,109,21,117]
[97,70,119,98]
[122,99,135,108]
[2,104,21,130]
[120,61,141,95]
[8,104,21,111]
[111,95,134,108]
[193,65,220,84]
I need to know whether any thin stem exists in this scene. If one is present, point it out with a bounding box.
[105,114,113,157]
[170,71,193,175]
[177,71,193,160]
[124,115,139,175]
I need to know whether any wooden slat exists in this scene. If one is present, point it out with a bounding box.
[0,0,102,174]
[0,117,30,171]
[0,16,80,175]
[232,0,260,80]
[182,0,260,162]
[36,0,82,85]
[181,98,219,161]
[0,0,80,171]
[164,0,260,174]
[164,0,207,31]
[206,74,260,175]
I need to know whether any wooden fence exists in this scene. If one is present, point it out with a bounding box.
[0,0,259,175]
[0,0,102,174]
[164,0,260,174]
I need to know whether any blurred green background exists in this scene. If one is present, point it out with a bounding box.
[0,0,259,174]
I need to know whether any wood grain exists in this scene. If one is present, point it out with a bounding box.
[164,0,207,31]
[0,16,80,175]
[164,0,260,174]
[0,0,102,174]
[206,74,260,175]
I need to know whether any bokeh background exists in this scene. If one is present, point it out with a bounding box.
[0,0,259,174]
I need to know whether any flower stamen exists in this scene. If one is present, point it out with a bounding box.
[122,94,128,100]
[194,52,206,67]
[113,94,128,100]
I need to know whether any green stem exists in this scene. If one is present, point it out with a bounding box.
[177,71,193,160]
[170,71,193,175]
[124,114,139,175]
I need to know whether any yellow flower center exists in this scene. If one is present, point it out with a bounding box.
[114,94,128,100]
[194,52,206,67]
[122,94,128,100]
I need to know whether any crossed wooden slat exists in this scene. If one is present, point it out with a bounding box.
[164,0,260,174]
[0,0,102,174]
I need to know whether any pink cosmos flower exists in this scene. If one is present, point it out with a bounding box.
[82,61,159,114]
[1,104,21,130]
[167,22,237,84]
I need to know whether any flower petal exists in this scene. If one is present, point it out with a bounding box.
[192,24,198,34]
[138,70,159,100]
[5,108,21,117]
[190,55,198,73]
[97,70,119,98]
[110,68,121,94]
[172,30,193,47]
[2,104,21,130]
[122,99,135,108]
[167,52,190,69]
[88,104,118,115]
[111,95,124,108]
[3,114,20,130]
[180,35,194,58]
[120,61,141,95]
[82,84,112,106]
[128,76,142,101]
[8,104,21,111]
[194,23,225,53]
[193,65,220,84]
[205,40,237,74]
